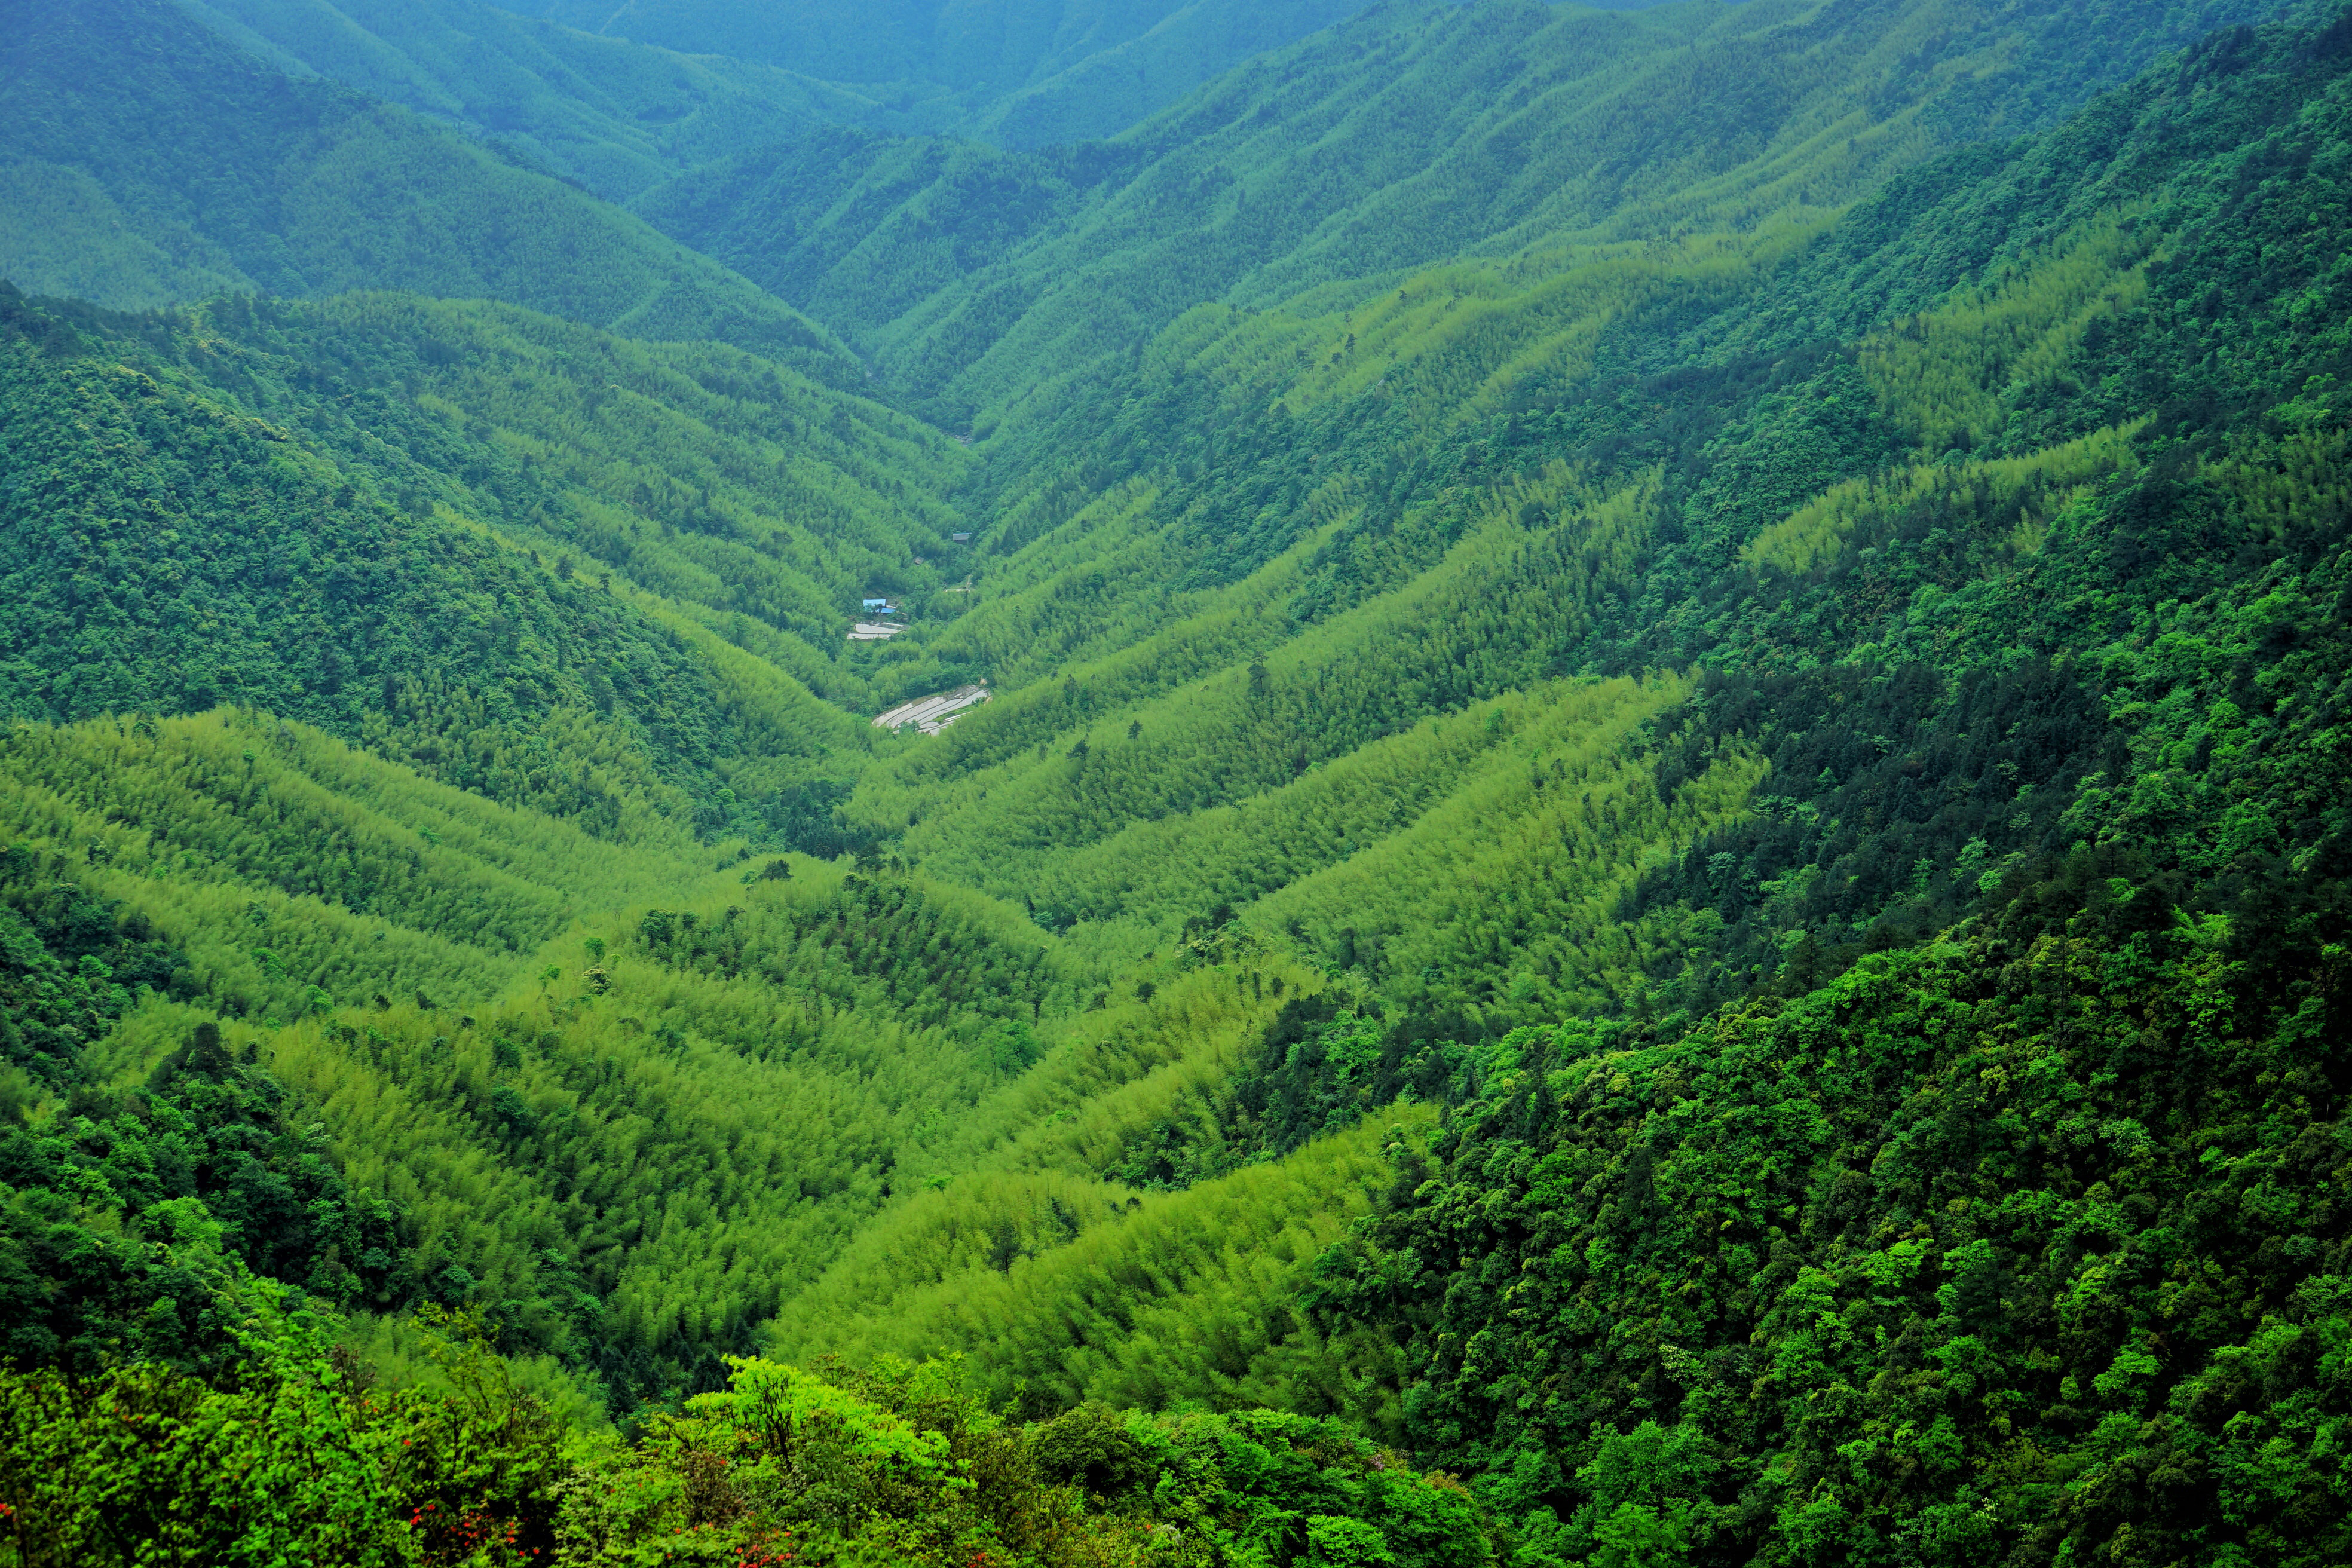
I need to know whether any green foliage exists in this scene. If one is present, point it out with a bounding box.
[0,0,851,370]
[555,1350,1499,1567]
[160,289,974,703]
[0,844,179,1091]
[0,834,424,1377]
[642,0,2284,431]
[528,0,1366,148]
[0,1329,413,1566]
[630,868,1069,1034]
[773,1111,1429,1419]
[1311,912,2352,1565]
[1,1,2350,1562]
[0,1297,1500,1567]
[0,282,944,844]
[0,1019,414,1376]
[0,1287,578,1567]
[174,0,877,203]
[0,704,1174,1416]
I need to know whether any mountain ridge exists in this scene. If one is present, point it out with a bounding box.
[0,0,855,375]
[635,0,2295,434]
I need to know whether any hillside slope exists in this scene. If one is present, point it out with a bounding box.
[639,0,2292,426]
[0,709,1106,1407]
[0,280,985,844]
[172,0,881,201]
[840,0,2352,1007]
[505,0,1375,146]
[739,4,2352,1482]
[0,0,848,372]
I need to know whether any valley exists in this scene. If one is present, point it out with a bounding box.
[1,0,2348,1563]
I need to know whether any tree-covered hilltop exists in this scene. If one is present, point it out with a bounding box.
[170,0,881,203]
[0,0,851,373]
[0,0,2348,1563]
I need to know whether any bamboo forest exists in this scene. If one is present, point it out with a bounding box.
[2,0,2349,1561]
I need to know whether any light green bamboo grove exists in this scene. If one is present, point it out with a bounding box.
[0,705,1368,1412]
[0,680,1750,1414]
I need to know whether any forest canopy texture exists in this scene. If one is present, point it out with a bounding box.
[1,0,2350,1564]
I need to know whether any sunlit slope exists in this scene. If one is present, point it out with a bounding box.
[0,712,706,1024]
[0,284,932,846]
[2,708,1441,1418]
[0,0,851,375]
[806,464,1776,1050]
[173,0,876,201]
[768,1110,1429,1420]
[3,725,1512,1426]
[250,863,1082,1404]
[0,710,1144,1404]
[852,471,1686,877]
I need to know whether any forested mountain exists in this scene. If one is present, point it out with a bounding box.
[0,0,847,370]
[0,280,984,845]
[2,0,2350,1563]
[505,0,1377,145]
[167,0,1389,158]
[638,0,2289,428]
[172,0,881,201]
